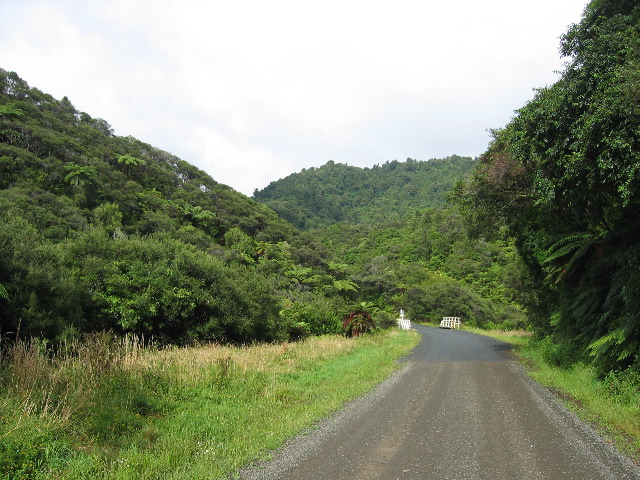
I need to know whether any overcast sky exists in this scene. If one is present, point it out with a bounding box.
[1,0,588,196]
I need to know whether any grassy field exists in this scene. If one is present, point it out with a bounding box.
[0,329,420,479]
[465,327,640,460]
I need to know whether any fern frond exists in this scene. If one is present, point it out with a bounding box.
[588,328,625,357]
[544,232,597,283]
[544,232,592,264]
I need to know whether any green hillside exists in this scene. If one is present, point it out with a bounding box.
[0,69,293,241]
[0,68,529,346]
[254,156,531,328]
[0,68,349,343]
[251,154,529,329]
[459,0,640,372]
[252,156,475,229]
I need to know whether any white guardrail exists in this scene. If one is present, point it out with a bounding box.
[439,317,462,329]
[397,310,411,330]
[397,317,411,330]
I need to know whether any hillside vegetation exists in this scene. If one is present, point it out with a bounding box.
[0,68,352,344]
[0,69,527,345]
[253,156,475,229]
[253,157,530,329]
[460,0,640,373]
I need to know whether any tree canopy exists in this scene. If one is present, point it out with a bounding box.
[459,0,640,371]
[253,156,476,229]
[0,68,352,344]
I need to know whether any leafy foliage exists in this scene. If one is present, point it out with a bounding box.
[0,68,358,344]
[458,0,640,372]
[315,206,530,328]
[0,67,531,347]
[253,157,476,229]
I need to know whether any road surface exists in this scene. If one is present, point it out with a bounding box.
[239,324,640,479]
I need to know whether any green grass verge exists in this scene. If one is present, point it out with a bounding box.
[0,329,420,479]
[466,327,640,460]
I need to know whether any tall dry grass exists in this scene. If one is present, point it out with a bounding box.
[154,334,359,378]
[0,333,149,425]
[0,328,419,478]
[0,332,362,425]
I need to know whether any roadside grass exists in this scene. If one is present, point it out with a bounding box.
[0,328,420,479]
[462,326,531,348]
[466,327,640,459]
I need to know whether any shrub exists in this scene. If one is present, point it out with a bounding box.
[342,311,376,337]
[603,365,640,405]
[401,279,498,326]
[373,311,396,329]
[536,335,582,368]
[279,292,345,337]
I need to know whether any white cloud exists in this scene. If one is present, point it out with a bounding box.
[0,0,588,195]
[186,126,297,196]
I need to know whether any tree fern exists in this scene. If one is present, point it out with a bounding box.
[587,327,637,367]
[544,232,598,283]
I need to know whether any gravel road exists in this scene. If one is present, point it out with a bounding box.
[238,324,640,479]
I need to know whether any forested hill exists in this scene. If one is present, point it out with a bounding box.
[0,68,344,344]
[0,69,294,241]
[252,156,475,229]
[0,68,525,349]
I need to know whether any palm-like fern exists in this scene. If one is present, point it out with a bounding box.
[544,232,599,283]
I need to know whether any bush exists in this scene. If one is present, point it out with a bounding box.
[279,292,346,337]
[536,336,582,368]
[373,311,396,329]
[603,365,640,405]
[401,278,498,326]
[342,311,376,337]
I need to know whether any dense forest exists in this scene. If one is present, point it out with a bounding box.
[0,68,347,343]
[252,156,475,229]
[0,68,527,349]
[459,0,640,372]
[253,161,530,329]
[1,0,637,376]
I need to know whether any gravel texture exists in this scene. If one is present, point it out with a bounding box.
[237,325,640,480]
